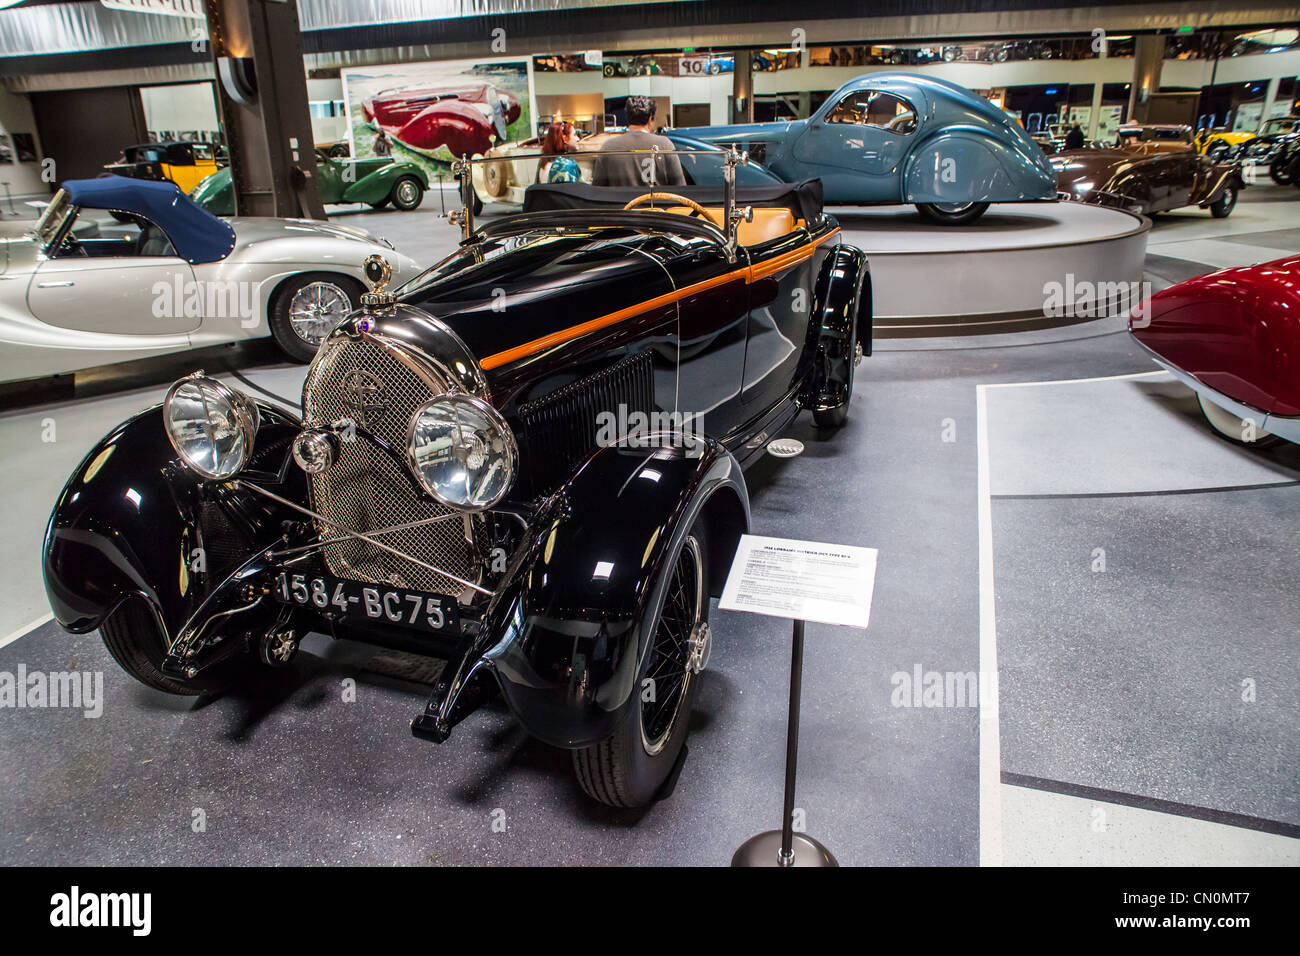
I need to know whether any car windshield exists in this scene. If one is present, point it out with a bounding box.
[34,189,73,247]
[1261,119,1296,136]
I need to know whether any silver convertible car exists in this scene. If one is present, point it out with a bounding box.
[0,176,421,382]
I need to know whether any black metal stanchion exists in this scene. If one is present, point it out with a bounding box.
[732,618,838,867]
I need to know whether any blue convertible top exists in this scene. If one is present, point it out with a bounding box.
[63,176,236,264]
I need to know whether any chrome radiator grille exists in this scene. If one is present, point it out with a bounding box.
[301,334,481,594]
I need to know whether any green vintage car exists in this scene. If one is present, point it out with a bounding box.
[192,148,428,214]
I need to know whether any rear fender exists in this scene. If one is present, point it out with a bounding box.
[414,440,749,748]
[802,245,870,410]
[42,402,306,641]
[904,128,1055,203]
[341,162,428,203]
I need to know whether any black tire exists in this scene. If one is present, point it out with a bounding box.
[100,599,250,696]
[1209,183,1237,218]
[327,143,350,158]
[603,63,615,77]
[388,175,424,211]
[472,192,484,216]
[268,272,363,363]
[1268,158,1292,185]
[369,198,390,210]
[1289,156,1300,189]
[916,201,990,225]
[573,520,710,807]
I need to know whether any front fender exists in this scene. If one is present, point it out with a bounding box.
[417,441,749,748]
[904,129,1056,203]
[341,162,428,203]
[802,244,870,410]
[1195,165,1244,205]
[42,401,305,640]
[191,168,234,216]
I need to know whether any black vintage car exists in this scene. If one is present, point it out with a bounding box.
[42,151,870,807]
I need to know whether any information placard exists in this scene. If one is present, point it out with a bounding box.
[718,535,878,628]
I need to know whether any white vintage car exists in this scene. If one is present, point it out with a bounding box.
[0,176,422,383]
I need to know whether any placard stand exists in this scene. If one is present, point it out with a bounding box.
[731,619,838,867]
[720,534,878,868]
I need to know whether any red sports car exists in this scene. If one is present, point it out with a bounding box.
[362,82,522,158]
[1131,255,1300,445]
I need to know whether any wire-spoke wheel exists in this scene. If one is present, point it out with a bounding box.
[573,522,710,807]
[640,535,704,755]
[269,273,362,363]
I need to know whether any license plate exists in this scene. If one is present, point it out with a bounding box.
[274,572,457,634]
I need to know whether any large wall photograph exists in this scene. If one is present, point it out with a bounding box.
[342,56,536,183]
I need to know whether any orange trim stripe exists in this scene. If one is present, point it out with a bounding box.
[478,228,841,371]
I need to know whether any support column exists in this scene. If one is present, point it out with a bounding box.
[1088,82,1104,141]
[732,48,753,124]
[1258,76,1281,129]
[1127,34,1166,124]
[203,0,325,219]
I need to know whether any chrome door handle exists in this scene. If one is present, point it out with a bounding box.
[37,281,75,287]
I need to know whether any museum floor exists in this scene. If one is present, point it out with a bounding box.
[1,187,1296,865]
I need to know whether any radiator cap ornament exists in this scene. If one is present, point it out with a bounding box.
[359,254,395,324]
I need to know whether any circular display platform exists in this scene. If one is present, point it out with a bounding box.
[829,202,1151,338]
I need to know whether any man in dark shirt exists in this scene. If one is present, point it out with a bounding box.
[593,95,686,188]
[1064,123,1085,150]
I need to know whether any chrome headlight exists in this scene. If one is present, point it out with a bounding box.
[408,394,517,510]
[162,374,258,480]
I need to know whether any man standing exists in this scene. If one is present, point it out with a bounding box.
[1064,122,1085,150]
[593,95,686,187]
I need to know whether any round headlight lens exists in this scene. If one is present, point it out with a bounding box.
[409,394,517,510]
[162,376,258,480]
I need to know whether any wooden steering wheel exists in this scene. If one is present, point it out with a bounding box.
[623,191,712,219]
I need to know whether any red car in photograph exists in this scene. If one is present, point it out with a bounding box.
[362,82,522,157]
[1131,255,1300,445]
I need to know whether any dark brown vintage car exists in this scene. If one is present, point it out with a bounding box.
[1052,123,1243,217]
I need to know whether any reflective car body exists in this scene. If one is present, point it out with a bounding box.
[1131,254,1300,444]
[1052,134,1243,216]
[193,149,429,214]
[104,141,224,194]
[361,82,522,158]
[42,158,871,805]
[683,72,1056,217]
[0,176,421,382]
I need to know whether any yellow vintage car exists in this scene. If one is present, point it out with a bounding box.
[103,141,224,193]
[1196,128,1255,160]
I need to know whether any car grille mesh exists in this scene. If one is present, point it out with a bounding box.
[516,350,655,496]
[301,334,481,594]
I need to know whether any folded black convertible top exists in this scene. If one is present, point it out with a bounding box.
[523,179,824,223]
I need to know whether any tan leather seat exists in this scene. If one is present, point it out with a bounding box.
[660,206,798,245]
